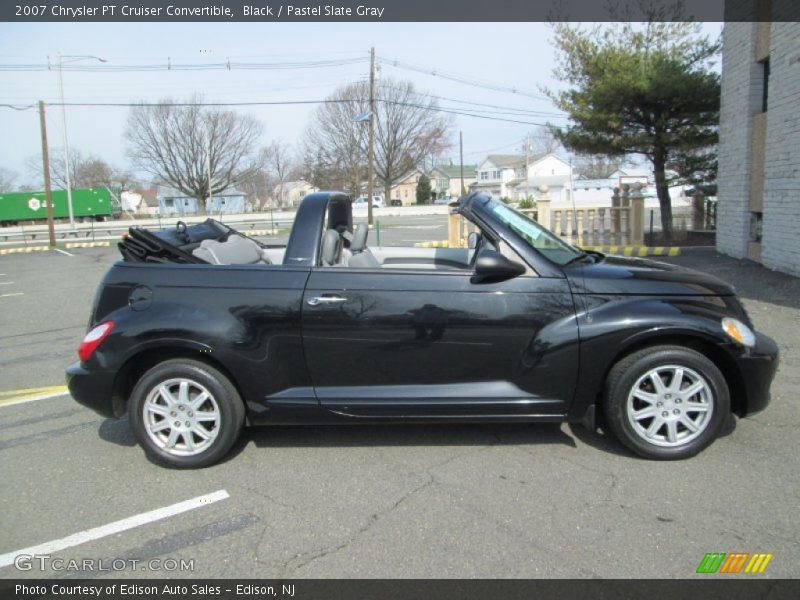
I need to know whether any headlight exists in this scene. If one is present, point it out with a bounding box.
[721,317,756,347]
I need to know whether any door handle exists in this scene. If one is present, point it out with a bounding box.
[307,295,347,306]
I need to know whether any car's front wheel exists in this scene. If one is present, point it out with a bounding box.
[128,359,245,468]
[603,345,730,460]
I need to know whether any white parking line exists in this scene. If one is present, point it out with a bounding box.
[0,293,23,299]
[0,281,13,285]
[55,248,74,257]
[0,489,230,568]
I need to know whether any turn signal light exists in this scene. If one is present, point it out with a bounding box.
[721,318,756,348]
[78,321,114,362]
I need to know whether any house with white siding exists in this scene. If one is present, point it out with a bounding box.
[430,164,477,199]
[469,154,571,201]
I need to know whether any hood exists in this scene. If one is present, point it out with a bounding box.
[565,253,736,296]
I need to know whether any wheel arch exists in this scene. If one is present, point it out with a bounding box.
[111,345,248,421]
[596,332,746,418]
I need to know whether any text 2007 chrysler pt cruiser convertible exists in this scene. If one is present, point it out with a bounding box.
[67,192,779,468]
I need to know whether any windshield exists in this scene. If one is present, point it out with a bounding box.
[489,201,583,266]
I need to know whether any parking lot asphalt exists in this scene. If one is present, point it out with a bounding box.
[0,220,798,579]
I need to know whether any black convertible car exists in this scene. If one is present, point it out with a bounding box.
[67,192,778,468]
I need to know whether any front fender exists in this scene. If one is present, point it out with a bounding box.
[567,295,749,420]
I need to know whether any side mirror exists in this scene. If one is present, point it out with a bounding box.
[472,250,526,283]
[467,231,481,249]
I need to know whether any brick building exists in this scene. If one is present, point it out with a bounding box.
[717,9,800,276]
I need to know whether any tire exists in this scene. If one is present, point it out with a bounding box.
[128,359,245,468]
[603,345,730,460]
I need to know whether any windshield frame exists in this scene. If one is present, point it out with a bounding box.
[484,199,584,266]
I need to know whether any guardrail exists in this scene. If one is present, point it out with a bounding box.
[0,204,452,247]
[0,216,295,247]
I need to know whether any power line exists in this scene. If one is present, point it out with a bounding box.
[0,54,566,118]
[1,98,556,126]
[383,86,564,118]
[461,139,527,158]
[0,103,36,110]
[24,98,554,126]
[0,57,368,72]
[378,56,552,102]
[380,99,550,126]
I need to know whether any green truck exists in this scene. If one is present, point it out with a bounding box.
[0,187,117,225]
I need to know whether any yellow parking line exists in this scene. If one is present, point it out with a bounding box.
[0,246,50,255]
[0,385,67,398]
[0,385,69,407]
[64,241,111,249]
[413,241,451,248]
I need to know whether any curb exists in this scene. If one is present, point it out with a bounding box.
[412,240,682,257]
[0,245,50,255]
[64,241,111,249]
[414,241,453,248]
[582,246,681,256]
[0,241,113,254]
[244,229,279,237]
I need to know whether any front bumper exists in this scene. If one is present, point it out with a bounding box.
[66,361,122,419]
[733,331,779,417]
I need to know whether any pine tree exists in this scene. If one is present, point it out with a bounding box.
[548,22,720,238]
[416,174,433,205]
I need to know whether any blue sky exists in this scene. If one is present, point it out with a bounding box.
[0,21,722,186]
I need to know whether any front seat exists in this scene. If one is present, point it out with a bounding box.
[320,229,343,266]
[347,223,381,268]
[192,235,271,265]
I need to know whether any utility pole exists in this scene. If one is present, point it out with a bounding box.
[459,131,465,196]
[57,52,75,228]
[525,133,531,201]
[54,53,107,228]
[367,46,376,225]
[206,134,213,212]
[38,101,57,248]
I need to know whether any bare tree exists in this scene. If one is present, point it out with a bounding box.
[305,79,451,201]
[237,166,275,212]
[25,148,138,191]
[525,125,562,156]
[375,80,451,201]
[125,98,264,214]
[0,168,17,193]
[303,85,369,198]
[300,146,343,193]
[264,141,297,208]
[573,155,632,179]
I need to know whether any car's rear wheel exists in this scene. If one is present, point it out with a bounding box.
[603,345,730,460]
[128,359,245,468]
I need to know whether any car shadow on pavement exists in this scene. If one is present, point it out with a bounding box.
[566,424,632,458]
[567,412,737,459]
[98,415,137,447]
[238,422,577,454]
[95,413,737,464]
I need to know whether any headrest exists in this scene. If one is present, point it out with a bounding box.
[351,223,369,253]
[320,229,341,266]
[192,235,269,265]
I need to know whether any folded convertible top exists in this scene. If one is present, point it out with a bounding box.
[118,218,239,263]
